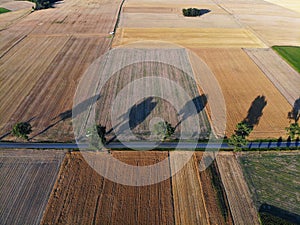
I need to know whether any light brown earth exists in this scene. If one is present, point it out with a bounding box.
[245,48,300,106]
[0,150,65,225]
[0,0,122,141]
[41,151,174,225]
[189,48,291,139]
[71,47,210,141]
[42,151,235,225]
[0,1,34,11]
[216,152,260,225]
[112,28,266,48]
[195,152,234,225]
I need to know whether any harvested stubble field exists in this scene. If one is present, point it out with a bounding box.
[217,1,300,46]
[0,0,123,141]
[0,149,65,225]
[263,0,300,14]
[75,48,211,141]
[112,28,266,48]
[238,151,300,217]
[216,152,260,225]
[189,48,291,139]
[0,35,111,142]
[245,48,300,106]
[42,151,234,225]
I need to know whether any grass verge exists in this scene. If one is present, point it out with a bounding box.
[0,7,11,14]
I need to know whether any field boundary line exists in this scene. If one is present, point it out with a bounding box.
[193,153,210,225]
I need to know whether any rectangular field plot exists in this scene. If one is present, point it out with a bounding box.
[195,153,233,225]
[0,150,65,225]
[245,48,300,106]
[78,48,211,141]
[0,35,111,142]
[216,152,260,225]
[41,152,175,225]
[238,151,300,222]
[189,48,291,139]
[112,28,266,48]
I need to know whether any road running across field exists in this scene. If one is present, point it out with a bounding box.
[0,141,298,150]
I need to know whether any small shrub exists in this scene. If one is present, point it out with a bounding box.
[12,122,32,140]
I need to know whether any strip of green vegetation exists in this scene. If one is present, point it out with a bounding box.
[260,212,296,225]
[272,46,300,73]
[0,7,11,14]
[239,152,300,222]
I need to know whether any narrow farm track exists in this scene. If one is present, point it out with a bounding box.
[0,150,65,225]
[216,152,260,225]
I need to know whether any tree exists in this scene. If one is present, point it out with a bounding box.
[153,121,175,140]
[86,124,106,149]
[228,121,253,150]
[12,122,32,140]
[285,122,300,140]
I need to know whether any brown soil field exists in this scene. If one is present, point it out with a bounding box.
[170,152,208,224]
[189,48,291,139]
[123,2,228,14]
[0,149,65,225]
[245,48,300,106]
[0,0,122,142]
[216,152,260,225]
[0,8,31,30]
[41,151,175,225]
[112,28,266,48]
[215,1,300,46]
[120,13,241,28]
[73,48,211,141]
[0,35,111,142]
[195,152,234,225]
[42,151,236,225]
[0,1,34,11]
[263,0,300,14]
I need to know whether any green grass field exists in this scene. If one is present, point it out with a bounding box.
[272,46,300,73]
[0,7,11,14]
[238,152,300,222]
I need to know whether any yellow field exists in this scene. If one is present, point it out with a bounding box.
[112,28,266,48]
[263,0,300,14]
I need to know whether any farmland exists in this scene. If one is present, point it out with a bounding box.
[112,28,266,48]
[0,150,65,225]
[216,152,260,225]
[189,48,291,139]
[73,48,210,140]
[0,0,122,142]
[238,151,300,223]
[272,46,300,73]
[41,151,234,225]
[245,48,300,106]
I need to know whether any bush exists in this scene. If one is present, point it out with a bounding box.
[153,121,175,141]
[12,122,32,140]
[182,8,202,17]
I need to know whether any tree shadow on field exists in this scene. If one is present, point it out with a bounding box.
[259,203,300,224]
[107,97,157,143]
[243,95,267,129]
[288,97,300,123]
[199,9,211,16]
[30,94,101,140]
[175,94,207,128]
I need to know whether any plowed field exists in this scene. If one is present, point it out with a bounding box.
[0,150,65,225]
[189,48,291,139]
[216,152,260,225]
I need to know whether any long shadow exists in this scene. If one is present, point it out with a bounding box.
[243,95,267,129]
[199,9,211,16]
[109,97,157,140]
[176,94,207,128]
[30,94,100,139]
[259,203,300,224]
[288,97,300,122]
[129,97,157,130]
